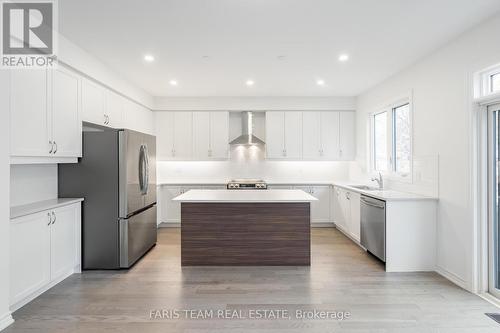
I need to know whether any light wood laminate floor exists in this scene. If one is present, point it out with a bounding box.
[5,228,500,332]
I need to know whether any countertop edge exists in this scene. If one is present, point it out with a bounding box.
[331,183,439,201]
[11,198,84,219]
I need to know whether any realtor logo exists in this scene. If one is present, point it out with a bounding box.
[1,0,57,68]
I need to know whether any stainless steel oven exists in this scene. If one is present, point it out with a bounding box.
[360,195,386,262]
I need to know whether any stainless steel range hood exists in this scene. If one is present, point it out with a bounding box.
[229,111,265,146]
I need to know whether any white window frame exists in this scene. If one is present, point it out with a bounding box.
[476,63,500,98]
[369,94,413,182]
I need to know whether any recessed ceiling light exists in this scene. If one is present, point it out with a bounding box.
[169,80,178,86]
[316,79,325,86]
[246,80,254,86]
[144,54,155,62]
[338,54,349,62]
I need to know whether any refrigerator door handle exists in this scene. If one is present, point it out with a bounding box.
[139,145,148,195]
[144,144,150,195]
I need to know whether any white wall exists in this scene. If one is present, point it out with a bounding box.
[10,165,58,207]
[0,72,14,330]
[352,13,500,291]
[153,96,356,111]
[58,34,154,109]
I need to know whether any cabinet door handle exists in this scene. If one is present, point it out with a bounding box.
[47,212,52,226]
[49,141,53,154]
[51,211,56,224]
[53,141,58,154]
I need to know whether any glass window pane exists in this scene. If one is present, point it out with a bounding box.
[394,103,411,175]
[374,112,387,171]
[492,73,500,93]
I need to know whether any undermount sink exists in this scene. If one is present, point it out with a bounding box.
[348,185,379,191]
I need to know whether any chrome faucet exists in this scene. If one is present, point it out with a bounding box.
[371,172,384,190]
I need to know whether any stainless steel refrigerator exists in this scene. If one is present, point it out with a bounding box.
[59,123,157,269]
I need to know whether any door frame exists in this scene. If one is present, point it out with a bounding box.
[487,104,500,299]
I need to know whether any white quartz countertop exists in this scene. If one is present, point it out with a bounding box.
[332,182,438,201]
[11,198,84,219]
[173,189,318,203]
[158,180,438,201]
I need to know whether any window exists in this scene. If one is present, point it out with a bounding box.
[492,72,500,93]
[393,103,411,174]
[371,100,412,178]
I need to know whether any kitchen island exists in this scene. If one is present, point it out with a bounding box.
[173,189,317,266]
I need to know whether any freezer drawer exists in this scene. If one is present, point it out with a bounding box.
[119,204,157,268]
[360,195,386,262]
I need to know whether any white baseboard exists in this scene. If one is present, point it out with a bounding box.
[479,293,500,309]
[158,222,180,228]
[0,312,14,331]
[311,222,335,228]
[10,268,75,313]
[436,265,468,290]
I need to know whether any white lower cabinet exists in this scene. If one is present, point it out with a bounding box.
[160,184,332,225]
[295,186,330,223]
[10,202,81,311]
[332,186,361,242]
[160,185,205,224]
[10,211,51,307]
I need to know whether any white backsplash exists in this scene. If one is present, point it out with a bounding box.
[157,145,350,183]
[10,164,58,207]
[348,155,439,197]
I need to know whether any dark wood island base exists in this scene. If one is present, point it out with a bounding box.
[181,202,311,266]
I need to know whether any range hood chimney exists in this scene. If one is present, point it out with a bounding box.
[229,111,265,146]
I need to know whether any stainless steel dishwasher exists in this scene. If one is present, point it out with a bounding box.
[360,195,386,262]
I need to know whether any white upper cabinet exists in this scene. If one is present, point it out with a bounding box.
[267,111,303,159]
[209,111,229,159]
[10,67,82,162]
[339,112,356,160]
[156,112,175,159]
[265,112,286,158]
[82,77,153,133]
[10,69,50,157]
[157,111,228,161]
[123,100,154,134]
[193,112,211,159]
[156,112,193,160]
[173,112,193,159]
[81,78,106,126]
[320,112,340,160]
[105,91,124,129]
[302,112,321,159]
[298,111,354,161]
[51,67,82,157]
[284,112,303,159]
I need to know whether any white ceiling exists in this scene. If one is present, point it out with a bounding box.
[59,0,500,97]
